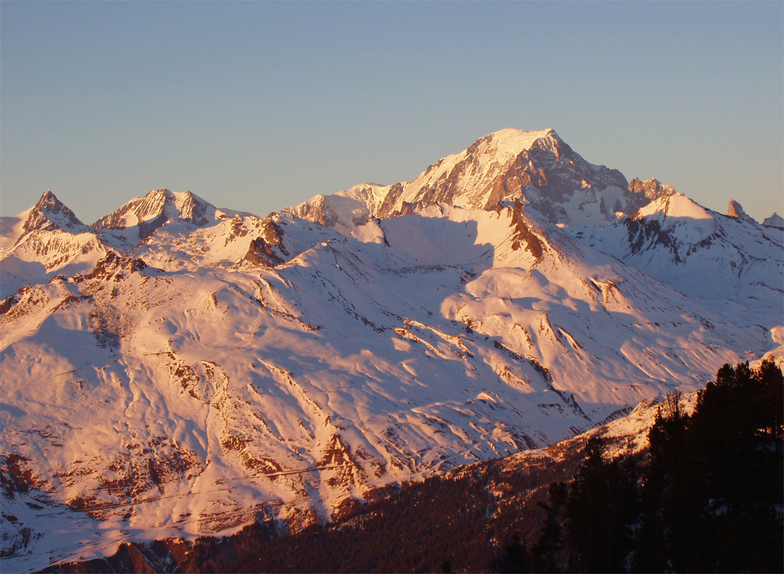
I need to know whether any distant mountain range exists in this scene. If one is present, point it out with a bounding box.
[2,128,782,571]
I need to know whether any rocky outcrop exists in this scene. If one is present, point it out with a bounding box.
[509,200,544,259]
[286,194,337,228]
[245,237,284,266]
[244,220,286,266]
[21,190,85,236]
[623,178,674,214]
[727,199,755,223]
[93,189,216,239]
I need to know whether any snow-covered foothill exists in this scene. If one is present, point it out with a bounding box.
[565,193,784,331]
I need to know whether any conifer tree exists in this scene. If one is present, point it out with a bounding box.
[530,482,567,572]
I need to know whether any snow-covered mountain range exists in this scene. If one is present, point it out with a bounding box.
[283,129,667,231]
[2,128,782,571]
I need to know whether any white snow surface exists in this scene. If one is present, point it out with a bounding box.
[2,132,782,571]
[284,128,630,230]
[763,212,784,228]
[565,194,784,330]
[0,195,107,299]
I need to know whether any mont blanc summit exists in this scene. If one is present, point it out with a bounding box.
[2,129,782,571]
[286,128,667,230]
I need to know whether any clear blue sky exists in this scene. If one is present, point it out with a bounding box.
[2,1,782,223]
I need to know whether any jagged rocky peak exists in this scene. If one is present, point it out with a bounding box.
[727,199,755,223]
[2,191,107,293]
[626,178,674,201]
[22,190,85,234]
[621,178,676,216]
[288,194,333,227]
[377,127,630,223]
[176,189,213,226]
[93,188,216,239]
[77,251,148,283]
[763,212,784,229]
[288,128,640,231]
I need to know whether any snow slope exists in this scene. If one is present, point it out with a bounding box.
[566,194,784,331]
[1,205,773,571]
[1,129,781,571]
[0,191,108,299]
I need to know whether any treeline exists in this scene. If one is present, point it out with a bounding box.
[44,430,589,573]
[44,361,782,573]
[494,360,783,573]
[204,447,585,573]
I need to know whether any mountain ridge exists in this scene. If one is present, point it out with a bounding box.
[1,128,782,571]
[284,128,671,232]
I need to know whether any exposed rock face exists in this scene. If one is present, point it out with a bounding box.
[503,133,628,216]
[93,189,215,239]
[509,200,543,259]
[376,129,630,223]
[623,178,675,214]
[626,177,673,201]
[375,183,405,219]
[727,199,755,223]
[245,237,284,266]
[244,220,287,266]
[20,190,85,236]
[284,186,380,232]
[177,190,211,226]
[78,251,148,283]
[287,194,336,228]
[289,129,644,231]
[94,188,169,233]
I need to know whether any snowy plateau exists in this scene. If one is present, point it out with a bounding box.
[1,128,782,571]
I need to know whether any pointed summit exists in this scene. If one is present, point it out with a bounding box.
[176,190,212,226]
[22,190,85,234]
[3,191,106,292]
[93,188,217,239]
[373,126,630,221]
[626,178,674,201]
[727,200,755,223]
[763,213,784,229]
[288,128,635,230]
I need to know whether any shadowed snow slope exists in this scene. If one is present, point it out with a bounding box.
[565,193,784,329]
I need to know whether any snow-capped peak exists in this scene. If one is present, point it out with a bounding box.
[635,192,714,223]
[474,127,559,158]
[21,189,85,235]
[288,128,635,231]
[763,212,784,229]
[2,130,782,571]
[93,188,218,240]
[1,191,107,297]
